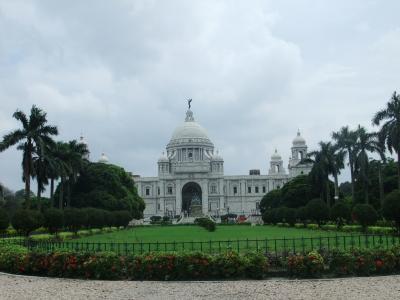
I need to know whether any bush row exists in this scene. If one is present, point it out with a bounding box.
[263,199,384,231]
[4,208,132,236]
[194,217,216,232]
[1,244,400,280]
[289,223,395,235]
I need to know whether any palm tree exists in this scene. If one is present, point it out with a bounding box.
[308,142,335,208]
[0,106,58,208]
[372,91,400,189]
[354,126,379,204]
[65,140,89,207]
[332,126,358,201]
[331,144,346,202]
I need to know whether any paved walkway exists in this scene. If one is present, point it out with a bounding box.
[0,272,399,300]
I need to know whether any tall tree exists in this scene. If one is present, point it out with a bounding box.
[372,91,400,189]
[354,126,379,204]
[308,142,335,207]
[0,106,58,208]
[332,126,358,201]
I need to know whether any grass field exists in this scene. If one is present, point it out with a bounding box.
[75,225,344,243]
[36,225,398,255]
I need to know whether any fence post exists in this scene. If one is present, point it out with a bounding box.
[301,237,305,254]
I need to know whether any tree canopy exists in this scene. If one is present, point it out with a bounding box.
[61,162,145,218]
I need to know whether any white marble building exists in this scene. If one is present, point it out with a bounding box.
[135,107,312,218]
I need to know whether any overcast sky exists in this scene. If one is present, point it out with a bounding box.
[1,0,399,193]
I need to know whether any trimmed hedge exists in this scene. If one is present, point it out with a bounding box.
[1,243,400,280]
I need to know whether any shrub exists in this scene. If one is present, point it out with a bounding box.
[0,208,9,232]
[296,206,308,225]
[11,209,44,236]
[294,223,304,229]
[320,224,337,231]
[367,226,394,235]
[85,208,105,229]
[43,208,64,234]
[382,190,400,234]
[262,209,278,224]
[112,211,132,228]
[306,224,319,230]
[286,250,324,277]
[330,201,351,226]
[194,217,216,232]
[352,204,378,231]
[342,225,362,232]
[150,215,162,224]
[306,199,329,226]
[63,208,87,234]
[282,207,297,226]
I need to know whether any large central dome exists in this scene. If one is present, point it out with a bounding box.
[167,109,213,148]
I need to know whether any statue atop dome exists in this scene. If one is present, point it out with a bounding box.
[187,98,192,109]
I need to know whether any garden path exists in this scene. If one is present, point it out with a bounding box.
[0,273,399,300]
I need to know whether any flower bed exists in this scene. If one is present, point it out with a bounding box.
[0,243,399,280]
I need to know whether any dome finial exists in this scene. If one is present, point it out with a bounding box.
[185,98,195,122]
[297,129,301,136]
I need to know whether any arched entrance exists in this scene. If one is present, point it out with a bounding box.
[182,182,202,217]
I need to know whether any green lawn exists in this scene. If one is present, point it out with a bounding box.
[43,225,399,254]
[76,225,343,243]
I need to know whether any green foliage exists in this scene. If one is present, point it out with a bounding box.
[0,208,9,231]
[11,209,44,235]
[330,201,351,224]
[194,217,216,232]
[262,209,278,224]
[84,208,106,229]
[63,208,87,233]
[382,189,400,232]
[295,206,308,225]
[306,224,319,230]
[67,163,145,218]
[259,189,282,212]
[352,204,378,230]
[43,208,64,234]
[112,211,132,228]
[306,199,329,225]
[260,176,319,212]
[286,251,324,277]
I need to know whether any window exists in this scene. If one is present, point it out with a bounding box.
[158,187,160,195]
[256,202,260,210]
[167,186,173,195]
[211,185,217,194]
[188,152,193,159]
[255,186,259,193]
[233,186,238,194]
[145,188,150,196]
[262,186,266,193]
[248,186,251,194]
[157,203,161,210]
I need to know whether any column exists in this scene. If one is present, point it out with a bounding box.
[176,179,182,216]
[201,179,209,215]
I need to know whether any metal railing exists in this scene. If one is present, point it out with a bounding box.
[5,234,400,258]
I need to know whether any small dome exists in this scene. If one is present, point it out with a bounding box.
[98,153,109,163]
[79,135,88,146]
[271,149,282,160]
[293,130,306,146]
[158,152,169,163]
[212,150,223,161]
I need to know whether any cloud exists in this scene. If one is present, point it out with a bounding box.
[0,0,400,192]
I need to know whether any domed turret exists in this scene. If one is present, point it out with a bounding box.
[212,150,224,161]
[293,130,306,146]
[98,153,109,164]
[271,149,282,161]
[158,152,169,163]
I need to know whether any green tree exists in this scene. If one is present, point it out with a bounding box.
[43,208,64,234]
[354,126,379,204]
[11,209,44,235]
[372,91,400,189]
[332,126,358,201]
[260,190,282,213]
[382,190,400,234]
[0,106,58,208]
[352,204,378,231]
[63,162,145,218]
[305,199,329,226]
[0,208,9,231]
[308,142,340,207]
[330,201,351,225]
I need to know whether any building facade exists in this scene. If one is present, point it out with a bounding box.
[135,107,312,217]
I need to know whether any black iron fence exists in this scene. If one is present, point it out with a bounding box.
[3,234,400,258]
